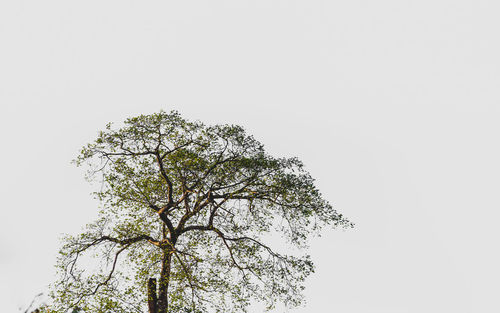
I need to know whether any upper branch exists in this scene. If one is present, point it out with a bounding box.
[149,204,177,242]
[154,151,174,206]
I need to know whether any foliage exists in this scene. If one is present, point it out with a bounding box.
[47,111,352,313]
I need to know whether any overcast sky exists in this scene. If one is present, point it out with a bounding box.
[1,0,499,312]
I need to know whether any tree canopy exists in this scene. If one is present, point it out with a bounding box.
[45,111,352,313]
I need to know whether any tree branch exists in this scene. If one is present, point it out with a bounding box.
[154,151,174,206]
[149,204,177,242]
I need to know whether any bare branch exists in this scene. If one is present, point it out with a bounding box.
[154,151,174,206]
[149,204,177,242]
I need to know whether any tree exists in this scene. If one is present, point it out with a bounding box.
[47,111,352,313]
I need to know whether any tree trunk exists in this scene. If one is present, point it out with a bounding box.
[147,278,158,313]
[156,248,172,313]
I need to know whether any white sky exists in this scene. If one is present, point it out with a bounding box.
[1,0,499,312]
